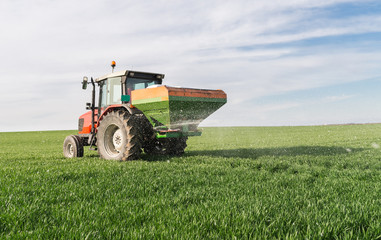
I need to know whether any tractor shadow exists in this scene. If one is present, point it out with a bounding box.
[140,153,178,162]
[184,146,366,161]
[86,146,366,162]
[85,151,174,161]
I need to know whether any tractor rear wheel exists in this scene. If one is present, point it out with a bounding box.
[63,135,84,158]
[97,111,142,161]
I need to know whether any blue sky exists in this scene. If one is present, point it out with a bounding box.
[0,0,381,131]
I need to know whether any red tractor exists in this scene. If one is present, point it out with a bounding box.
[63,62,227,160]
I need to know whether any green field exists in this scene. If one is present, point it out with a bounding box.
[1,125,381,239]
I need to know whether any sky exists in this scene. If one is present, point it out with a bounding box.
[1,0,381,132]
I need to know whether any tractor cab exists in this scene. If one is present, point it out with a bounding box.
[78,69,164,140]
[94,70,164,107]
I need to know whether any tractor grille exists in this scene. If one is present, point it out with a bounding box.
[78,118,84,132]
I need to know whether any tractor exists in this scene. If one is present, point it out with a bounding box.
[63,62,227,160]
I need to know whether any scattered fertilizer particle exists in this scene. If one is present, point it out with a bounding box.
[371,143,380,149]
[345,148,352,153]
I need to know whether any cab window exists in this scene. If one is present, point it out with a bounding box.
[100,77,122,107]
[126,77,160,96]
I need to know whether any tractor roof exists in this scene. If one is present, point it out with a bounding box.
[95,70,165,82]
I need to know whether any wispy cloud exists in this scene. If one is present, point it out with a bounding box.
[323,94,356,102]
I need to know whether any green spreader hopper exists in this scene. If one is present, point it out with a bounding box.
[131,85,227,138]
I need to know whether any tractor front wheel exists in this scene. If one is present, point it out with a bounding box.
[97,111,142,161]
[63,135,84,158]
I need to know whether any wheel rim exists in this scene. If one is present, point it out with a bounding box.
[67,143,74,157]
[113,129,123,151]
[104,124,124,157]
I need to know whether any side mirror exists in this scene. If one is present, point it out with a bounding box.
[82,76,88,90]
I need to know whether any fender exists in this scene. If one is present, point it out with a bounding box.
[97,104,142,126]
